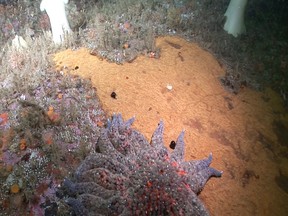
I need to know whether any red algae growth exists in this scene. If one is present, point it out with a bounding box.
[54,36,288,216]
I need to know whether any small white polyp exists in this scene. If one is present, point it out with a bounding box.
[12,35,28,50]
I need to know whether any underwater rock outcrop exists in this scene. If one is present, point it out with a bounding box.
[63,114,222,215]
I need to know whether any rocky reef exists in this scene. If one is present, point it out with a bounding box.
[62,114,222,216]
[0,72,105,215]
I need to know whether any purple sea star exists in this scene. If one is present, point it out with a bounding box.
[63,114,222,216]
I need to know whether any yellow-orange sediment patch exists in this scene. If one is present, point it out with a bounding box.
[54,36,288,215]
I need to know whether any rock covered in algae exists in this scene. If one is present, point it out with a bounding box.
[63,114,222,216]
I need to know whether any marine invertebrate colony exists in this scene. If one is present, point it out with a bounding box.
[0,70,105,215]
[63,114,222,215]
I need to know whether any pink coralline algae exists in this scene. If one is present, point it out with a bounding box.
[63,114,222,216]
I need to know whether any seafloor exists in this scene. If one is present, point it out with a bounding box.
[54,36,288,216]
[0,0,288,216]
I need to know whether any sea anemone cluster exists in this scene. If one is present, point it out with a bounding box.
[62,114,222,216]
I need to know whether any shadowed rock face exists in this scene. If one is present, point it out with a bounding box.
[0,0,15,5]
[63,114,222,216]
